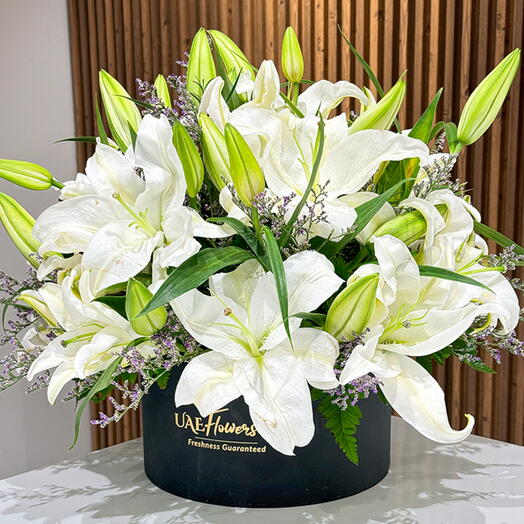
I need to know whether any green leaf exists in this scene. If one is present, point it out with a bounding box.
[156,370,171,390]
[279,91,305,118]
[338,26,401,133]
[429,121,445,141]
[323,179,408,258]
[338,27,384,98]
[94,295,127,319]
[95,102,109,145]
[409,89,443,143]
[375,158,419,203]
[142,246,254,314]
[444,122,461,153]
[262,227,291,343]
[292,312,326,327]
[316,392,363,464]
[418,265,492,292]
[54,136,97,144]
[279,116,325,247]
[462,357,495,374]
[70,356,123,449]
[207,216,268,267]
[416,346,453,372]
[473,221,524,256]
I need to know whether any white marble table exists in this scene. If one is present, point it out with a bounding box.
[0,417,523,523]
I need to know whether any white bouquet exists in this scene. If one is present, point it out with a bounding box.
[0,27,522,462]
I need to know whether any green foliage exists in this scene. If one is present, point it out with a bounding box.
[315,392,363,465]
[474,221,524,256]
[142,246,254,313]
[322,179,408,258]
[155,370,171,390]
[418,265,492,292]
[262,227,291,343]
[417,338,495,374]
[71,356,123,449]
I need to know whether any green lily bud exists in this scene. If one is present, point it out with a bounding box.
[199,113,230,190]
[126,278,167,336]
[154,74,172,108]
[187,28,217,101]
[325,274,379,340]
[349,76,406,134]
[281,27,304,83]
[0,159,54,191]
[99,69,142,152]
[173,121,204,198]
[373,204,447,245]
[224,123,265,206]
[0,193,40,267]
[456,49,520,149]
[208,29,254,81]
[18,291,57,327]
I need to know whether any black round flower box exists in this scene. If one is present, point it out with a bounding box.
[142,364,391,508]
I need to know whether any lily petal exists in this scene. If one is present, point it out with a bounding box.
[235,346,314,455]
[199,77,231,131]
[379,353,474,443]
[286,327,339,389]
[170,289,249,359]
[297,80,368,117]
[320,130,429,196]
[81,220,162,292]
[175,351,241,417]
[47,362,76,404]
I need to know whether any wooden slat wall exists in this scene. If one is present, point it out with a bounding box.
[66,0,524,450]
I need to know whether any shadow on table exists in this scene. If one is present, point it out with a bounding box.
[1,425,523,524]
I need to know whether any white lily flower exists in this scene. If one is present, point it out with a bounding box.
[22,266,153,404]
[400,189,519,331]
[200,60,429,239]
[34,115,227,292]
[172,251,343,455]
[339,235,512,443]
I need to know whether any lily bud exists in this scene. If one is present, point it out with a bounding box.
[281,26,304,83]
[173,122,204,197]
[154,74,172,108]
[373,204,447,245]
[126,279,167,336]
[199,113,230,190]
[18,290,57,327]
[349,76,406,135]
[325,274,379,340]
[99,69,142,152]
[0,193,40,267]
[208,29,254,81]
[187,28,217,101]
[224,123,265,206]
[456,49,520,148]
[0,159,54,191]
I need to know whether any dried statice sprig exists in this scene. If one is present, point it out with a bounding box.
[135,78,179,124]
[413,152,465,198]
[456,313,524,365]
[250,183,330,255]
[485,244,524,273]
[324,331,381,410]
[89,312,204,429]
[0,268,54,393]
[135,54,199,141]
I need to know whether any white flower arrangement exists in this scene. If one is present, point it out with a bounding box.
[0,27,522,461]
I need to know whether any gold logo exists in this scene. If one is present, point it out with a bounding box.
[174,408,267,453]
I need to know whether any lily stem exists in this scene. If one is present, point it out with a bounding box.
[51,179,64,189]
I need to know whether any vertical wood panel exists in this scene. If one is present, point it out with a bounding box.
[67,0,524,449]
